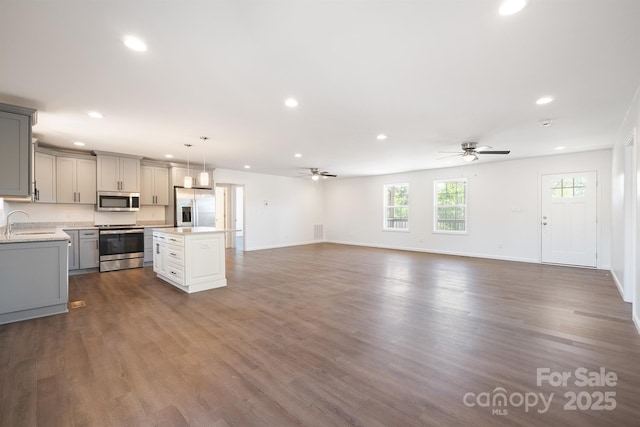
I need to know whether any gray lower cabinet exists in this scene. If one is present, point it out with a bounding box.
[65,229,99,271]
[0,239,69,324]
[79,229,99,269]
[66,230,79,270]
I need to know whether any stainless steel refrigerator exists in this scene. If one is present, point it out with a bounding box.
[174,187,216,227]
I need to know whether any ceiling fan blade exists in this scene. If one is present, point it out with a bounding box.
[438,153,463,160]
[320,173,337,177]
[479,150,510,155]
[475,145,493,152]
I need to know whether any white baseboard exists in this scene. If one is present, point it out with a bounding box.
[324,240,539,264]
[610,269,629,301]
[245,240,321,252]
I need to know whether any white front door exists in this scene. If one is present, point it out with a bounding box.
[541,171,597,267]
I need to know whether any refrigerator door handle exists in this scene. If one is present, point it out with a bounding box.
[193,201,198,227]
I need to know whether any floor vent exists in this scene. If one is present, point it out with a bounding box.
[314,224,324,240]
[69,300,86,309]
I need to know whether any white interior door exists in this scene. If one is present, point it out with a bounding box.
[541,172,597,267]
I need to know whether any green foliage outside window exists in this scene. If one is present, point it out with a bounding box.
[435,180,466,232]
[384,184,409,230]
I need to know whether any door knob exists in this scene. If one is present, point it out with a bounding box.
[542,222,548,225]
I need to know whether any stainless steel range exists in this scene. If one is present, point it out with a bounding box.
[98,225,144,272]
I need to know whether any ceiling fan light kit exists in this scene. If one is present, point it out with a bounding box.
[463,152,478,162]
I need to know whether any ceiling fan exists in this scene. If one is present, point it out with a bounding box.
[441,142,511,162]
[302,168,338,180]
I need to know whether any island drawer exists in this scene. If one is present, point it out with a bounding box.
[166,263,184,284]
[166,245,184,263]
[166,234,184,246]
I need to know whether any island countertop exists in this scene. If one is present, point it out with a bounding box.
[153,227,230,234]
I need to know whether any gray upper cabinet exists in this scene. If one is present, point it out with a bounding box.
[0,103,37,197]
[141,165,169,205]
[96,154,141,192]
[56,156,97,204]
[34,151,56,203]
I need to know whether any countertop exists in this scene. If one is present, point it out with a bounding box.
[0,222,174,244]
[0,228,71,244]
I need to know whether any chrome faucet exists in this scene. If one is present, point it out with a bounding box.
[4,210,30,238]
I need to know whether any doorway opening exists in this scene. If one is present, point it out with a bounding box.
[215,183,244,252]
[623,130,636,302]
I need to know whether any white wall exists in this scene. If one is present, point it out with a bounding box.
[611,85,640,330]
[213,168,325,251]
[324,150,612,268]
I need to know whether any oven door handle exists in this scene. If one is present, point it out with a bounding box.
[100,229,144,235]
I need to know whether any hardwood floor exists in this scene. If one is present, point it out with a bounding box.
[1,243,639,426]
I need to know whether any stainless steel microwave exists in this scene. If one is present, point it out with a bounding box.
[97,191,140,212]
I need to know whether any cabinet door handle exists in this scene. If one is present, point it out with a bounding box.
[78,192,81,203]
[156,243,159,254]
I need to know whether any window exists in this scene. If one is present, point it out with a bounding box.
[434,179,467,232]
[550,177,586,198]
[384,183,409,230]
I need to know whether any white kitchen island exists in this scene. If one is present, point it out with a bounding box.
[152,227,227,293]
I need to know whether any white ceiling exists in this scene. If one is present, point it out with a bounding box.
[2,0,640,178]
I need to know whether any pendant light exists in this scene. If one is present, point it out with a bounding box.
[184,144,193,188]
[199,136,210,187]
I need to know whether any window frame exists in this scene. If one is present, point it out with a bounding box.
[383,182,410,232]
[433,178,468,234]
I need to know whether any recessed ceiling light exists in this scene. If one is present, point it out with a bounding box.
[73,141,85,146]
[88,111,103,119]
[376,134,388,141]
[499,0,529,16]
[536,96,554,105]
[165,154,174,158]
[285,98,299,108]
[294,153,302,158]
[555,146,566,150]
[244,165,251,169]
[123,35,147,52]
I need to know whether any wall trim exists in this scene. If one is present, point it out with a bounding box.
[245,240,321,252]
[325,239,540,264]
[610,269,629,302]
